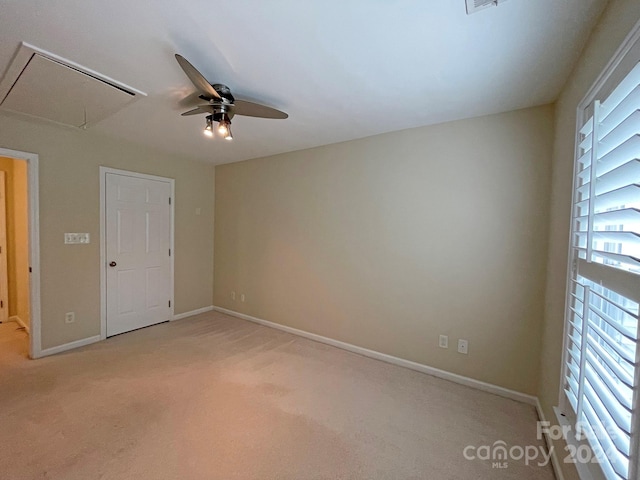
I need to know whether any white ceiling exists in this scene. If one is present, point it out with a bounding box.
[0,0,607,165]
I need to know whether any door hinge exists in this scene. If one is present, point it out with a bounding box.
[168,300,171,308]
[169,197,171,205]
[1,300,4,308]
[0,246,2,254]
[169,248,171,256]
[29,267,32,273]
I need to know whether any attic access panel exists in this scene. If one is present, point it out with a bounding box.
[466,0,509,15]
[0,43,145,128]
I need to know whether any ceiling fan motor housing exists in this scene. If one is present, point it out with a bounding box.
[213,84,234,103]
[198,85,234,104]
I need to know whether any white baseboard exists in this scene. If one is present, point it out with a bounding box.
[39,335,101,357]
[35,307,214,358]
[172,305,213,321]
[212,305,537,406]
[536,399,566,480]
[9,315,30,334]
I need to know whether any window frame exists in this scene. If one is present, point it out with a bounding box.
[558,18,640,480]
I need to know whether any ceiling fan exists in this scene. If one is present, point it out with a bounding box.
[175,54,288,141]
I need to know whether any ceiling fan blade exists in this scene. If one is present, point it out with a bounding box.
[232,99,288,119]
[181,106,213,116]
[175,54,221,100]
[178,91,204,109]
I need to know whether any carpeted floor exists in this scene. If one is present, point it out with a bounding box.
[0,312,555,479]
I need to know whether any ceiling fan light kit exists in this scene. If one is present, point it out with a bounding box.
[203,111,232,140]
[203,116,214,137]
[217,116,233,141]
[175,54,287,141]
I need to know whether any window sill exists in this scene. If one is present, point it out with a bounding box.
[554,406,605,480]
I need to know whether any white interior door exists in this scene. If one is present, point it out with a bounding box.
[105,172,172,336]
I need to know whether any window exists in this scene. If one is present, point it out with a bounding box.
[562,27,640,480]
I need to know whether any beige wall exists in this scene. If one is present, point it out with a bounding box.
[538,2,640,479]
[0,114,215,350]
[0,156,29,324]
[214,105,554,395]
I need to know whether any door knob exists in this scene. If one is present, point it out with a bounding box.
[109,261,117,267]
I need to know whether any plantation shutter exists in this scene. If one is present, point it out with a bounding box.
[564,42,640,480]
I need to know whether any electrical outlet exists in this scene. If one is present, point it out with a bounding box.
[231,291,236,301]
[240,294,246,302]
[439,335,449,348]
[65,312,75,324]
[458,339,469,355]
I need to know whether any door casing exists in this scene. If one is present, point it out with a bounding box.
[0,171,8,323]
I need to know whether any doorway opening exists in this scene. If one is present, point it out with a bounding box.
[0,148,40,359]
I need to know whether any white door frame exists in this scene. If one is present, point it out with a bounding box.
[0,171,9,323]
[99,167,175,339]
[0,147,41,359]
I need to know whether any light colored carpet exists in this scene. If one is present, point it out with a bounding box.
[0,312,555,479]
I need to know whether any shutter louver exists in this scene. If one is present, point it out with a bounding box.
[565,54,640,480]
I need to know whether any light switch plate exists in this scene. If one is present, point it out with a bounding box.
[64,233,90,244]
